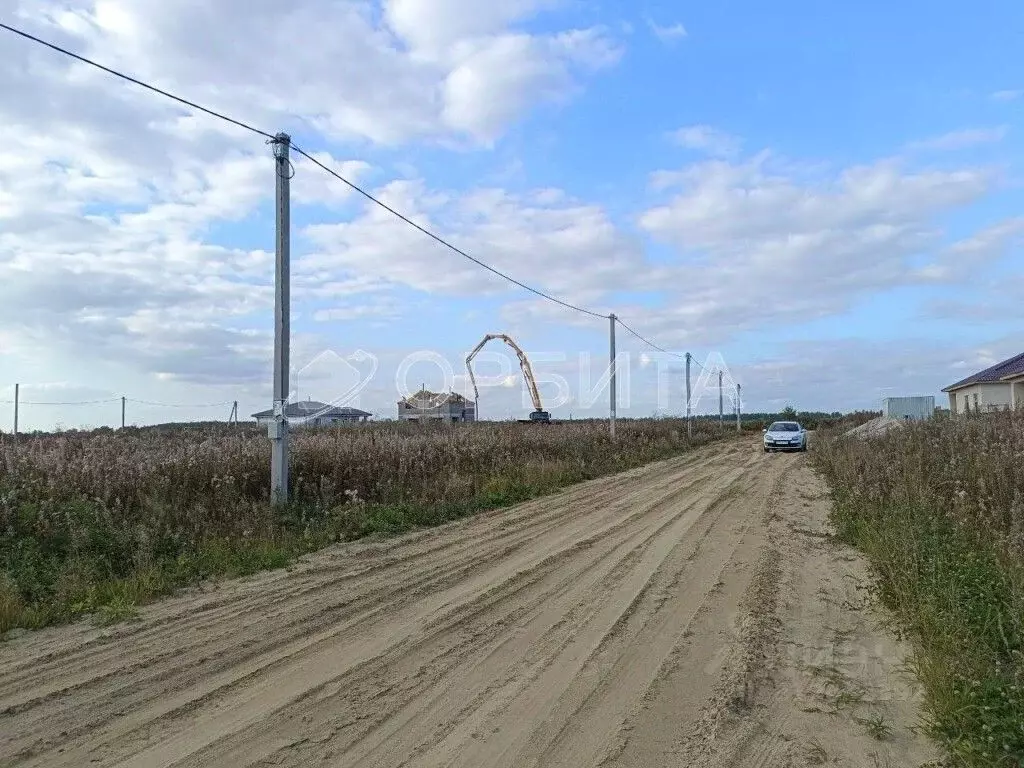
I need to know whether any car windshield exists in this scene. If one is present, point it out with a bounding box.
[768,422,799,432]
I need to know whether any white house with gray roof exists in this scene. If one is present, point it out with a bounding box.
[942,352,1024,414]
[252,400,372,427]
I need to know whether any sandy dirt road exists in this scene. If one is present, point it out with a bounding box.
[0,440,936,767]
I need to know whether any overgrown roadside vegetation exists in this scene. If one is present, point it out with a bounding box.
[814,412,1024,766]
[1,419,725,635]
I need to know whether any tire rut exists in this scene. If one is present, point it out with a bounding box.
[0,440,788,768]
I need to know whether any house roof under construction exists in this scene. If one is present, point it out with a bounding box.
[398,389,471,405]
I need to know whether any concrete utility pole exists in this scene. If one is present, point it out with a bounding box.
[13,383,18,437]
[736,383,742,433]
[685,353,692,440]
[121,396,126,429]
[609,313,617,440]
[270,132,291,504]
[719,371,724,429]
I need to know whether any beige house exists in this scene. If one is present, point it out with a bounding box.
[397,389,476,422]
[943,352,1024,414]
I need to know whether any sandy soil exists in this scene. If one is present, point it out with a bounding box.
[0,440,938,767]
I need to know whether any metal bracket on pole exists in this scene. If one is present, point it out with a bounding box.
[270,132,291,505]
[609,313,617,440]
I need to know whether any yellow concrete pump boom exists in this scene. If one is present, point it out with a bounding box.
[465,333,550,422]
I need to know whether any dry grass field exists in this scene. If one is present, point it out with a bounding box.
[0,419,721,632]
[816,411,1024,766]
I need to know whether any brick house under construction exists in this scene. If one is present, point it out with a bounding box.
[397,389,476,422]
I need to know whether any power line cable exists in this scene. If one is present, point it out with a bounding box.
[4,21,718,372]
[613,318,715,380]
[614,316,687,360]
[0,22,274,140]
[126,398,234,408]
[289,145,609,319]
[0,397,120,406]
[0,22,608,320]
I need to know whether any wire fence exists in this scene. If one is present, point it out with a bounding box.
[0,394,241,434]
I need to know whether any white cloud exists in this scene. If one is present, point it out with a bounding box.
[669,125,741,157]
[5,0,620,146]
[645,16,688,43]
[310,293,403,323]
[292,155,374,209]
[637,154,997,342]
[441,30,621,143]
[906,126,1008,152]
[383,0,556,54]
[1,4,1019,422]
[731,337,1024,413]
[0,0,627,393]
[301,182,648,305]
[915,217,1024,282]
[991,89,1023,102]
[924,274,1024,325]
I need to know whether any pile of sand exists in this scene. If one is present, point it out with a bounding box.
[844,416,906,439]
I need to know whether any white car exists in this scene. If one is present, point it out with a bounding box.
[763,421,808,453]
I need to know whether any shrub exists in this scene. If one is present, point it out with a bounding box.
[815,412,1024,766]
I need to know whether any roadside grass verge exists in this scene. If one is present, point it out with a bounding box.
[2,419,727,635]
[814,412,1024,766]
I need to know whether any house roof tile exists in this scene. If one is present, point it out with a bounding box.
[251,401,372,418]
[942,352,1024,392]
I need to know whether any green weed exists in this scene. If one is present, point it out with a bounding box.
[856,712,895,741]
[815,413,1024,766]
[1,419,726,634]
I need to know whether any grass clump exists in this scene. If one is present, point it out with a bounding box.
[815,412,1024,766]
[1,418,724,634]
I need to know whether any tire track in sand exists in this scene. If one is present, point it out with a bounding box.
[0,439,792,768]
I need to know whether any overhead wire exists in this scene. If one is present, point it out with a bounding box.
[0,22,274,141]
[0,397,232,407]
[614,317,687,360]
[1,21,714,379]
[1,21,605,320]
[289,146,609,319]
[126,399,235,408]
[0,397,120,406]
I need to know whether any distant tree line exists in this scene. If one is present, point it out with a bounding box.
[694,406,881,432]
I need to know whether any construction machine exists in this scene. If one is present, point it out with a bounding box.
[466,333,551,423]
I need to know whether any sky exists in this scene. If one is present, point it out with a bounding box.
[1,0,1023,429]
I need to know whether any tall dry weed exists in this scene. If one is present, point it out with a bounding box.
[1,418,721,631]
[816,411,1024,766]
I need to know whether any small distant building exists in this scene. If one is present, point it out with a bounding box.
[882,396,935,421]
[252,400,372,427]
[398,389,476,422]
[942,352,1024,414]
